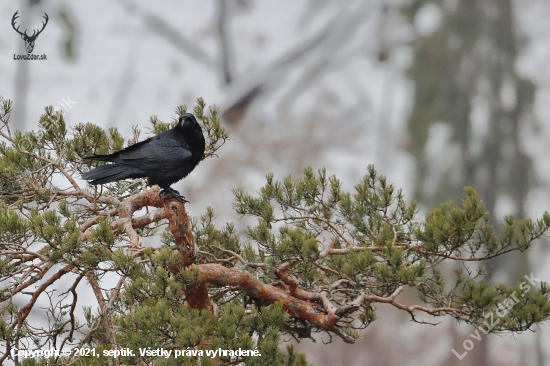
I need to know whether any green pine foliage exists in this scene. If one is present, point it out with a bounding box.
[1,96,550,365]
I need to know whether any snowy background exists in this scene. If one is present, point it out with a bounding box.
[2,0,550,365]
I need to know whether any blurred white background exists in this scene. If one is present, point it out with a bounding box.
[3,0,550,365]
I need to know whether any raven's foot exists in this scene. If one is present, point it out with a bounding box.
[159,187,189,204]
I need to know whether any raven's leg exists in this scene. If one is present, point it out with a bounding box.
[159,186,189,204]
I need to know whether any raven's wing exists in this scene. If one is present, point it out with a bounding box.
[112,137,193,172]
[83,135,157,162]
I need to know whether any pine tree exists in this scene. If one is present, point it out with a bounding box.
[1,97,550,365]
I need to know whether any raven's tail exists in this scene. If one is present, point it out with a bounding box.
[83,154,114,162]
[81,164,141,185]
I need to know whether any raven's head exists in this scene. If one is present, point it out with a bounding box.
[178,113,200,130]
[177,113,205,155]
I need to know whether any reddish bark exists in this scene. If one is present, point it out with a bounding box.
[163,198,196,266]
[163,196,212,312]
[195,263,340,330]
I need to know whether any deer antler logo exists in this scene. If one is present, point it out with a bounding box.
[12,11,49,54]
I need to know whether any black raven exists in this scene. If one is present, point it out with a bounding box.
[81,113,205,203]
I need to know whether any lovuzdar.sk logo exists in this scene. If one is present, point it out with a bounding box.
[12,10,48,60]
